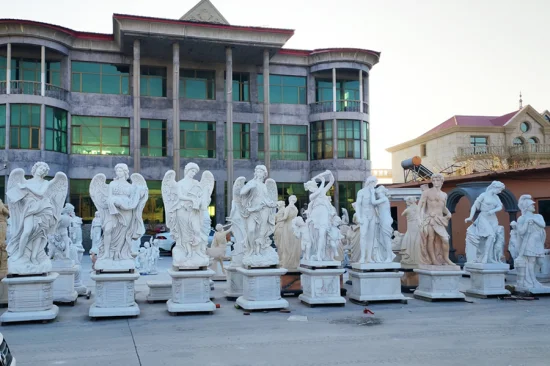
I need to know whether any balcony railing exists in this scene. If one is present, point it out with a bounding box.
[0,80,68,102]
[457,144,550,160]
[309,100,368,114]
[509,143,550,155]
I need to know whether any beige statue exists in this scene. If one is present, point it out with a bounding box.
[400,196,428,265]
[207,224,232,275]
[418,173,454,265]
[0,200,8,272]
[278,195,302,270]
[273,201,286,250]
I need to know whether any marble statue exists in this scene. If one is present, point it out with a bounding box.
[400,196,427,265]
[418,173,454,266]
[300,203,308,221]
[509,194,547,290]
[162,163,215,268]
[278,195,302,270]
[6,162,68,274]
[273,201,286,250]
[89,163,148,271]
[370,185,396,263]
[231,165,279,267]
[227,197,246,268]
[465,181,506,264]
[302,170,337,262]
[48,205,73,261]
[292,216,311,260]
[392,231,405,252]
[346,205,361,263]
[150,239,160,274]
[355,176,378,263]
[341,208,350,225]
[207,224,232,275]
[0,201,8,273]
[327,215,343,261]
[137,245,150,274]
[90,211,102,255]
[69,210,84,258]
[338,216,351,263]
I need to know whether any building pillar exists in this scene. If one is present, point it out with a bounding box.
[363,72,369,114]
[61,55,71,93]
[132,40,141,173]
[332,68,337,112]
[332,118,337,159]
[172,43,180,180]
[67,113,72,155]
[263,49,270,174]
[226,47,234,211]
[40,104,45,151]
[40,46,45,97]
[359,70,363,113]
[6,44,11,94]
[5,103,9,150]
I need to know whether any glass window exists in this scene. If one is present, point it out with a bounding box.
[71,116,130,155]
[179,69,215,100]
[513,137,524,145]
[225,123,250,159]
[538,199,550,226]
[141,119,167,157]
[469,135,488,154]
[140,66,167,97]
[337,120,361,159]
[528,137,538,144]
[338,182,363,218]
[258,124,307,160]
[362,121,370,160]
[10,104,40,149]
[421,144,427,157]
[70,179,95,223]
[310,121,333,160]
[225,72,249,102]
[0,105,5,149]
[71,61,130,95]
[142,181,164,224]
[45,106,68,153]
[180,121,216,158]
[258,74,306,104]
[520,122,530,133]
[277,183,309,213]
[316,78,361,111]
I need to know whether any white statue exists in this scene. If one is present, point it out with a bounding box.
[355,176,378,263]
[162,163,215,268]
[369,185,396,263]
[150,239,160,274]
[47,205,73,261]
[300,203,308,221]
[273,201,286,251]
[90,211,102,255]
[302,170,337,262]
[6,162,68,274]
[392,231,405,252]
[137,245,150,274]
[207,224,231,275]
[345,203,361,263]
[89,163,148,271]
[278,195,302,269]
[341,208,350,225]
[0,200,8,274]
[292,216,311,260]
[231,165,279,267]
[465,181,506,264]
[227,191,246,268]
[400,196,428,265]
[327,215,343,261]
[69,210,84,256]
[509,194,547,290]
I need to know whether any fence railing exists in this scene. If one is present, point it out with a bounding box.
[0,80,68,102]
[457,144,550,159]
[309,100,367,114]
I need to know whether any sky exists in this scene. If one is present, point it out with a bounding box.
[4,0,550,168]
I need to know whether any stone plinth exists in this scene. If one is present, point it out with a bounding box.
[236,267,289,310]
[464,263,511,298]
[167,269,216,314]
[89,272,140,318]
[146,281,172,302]
[299,266,346,306]
[211,262,226,281]
[0,270,8,307]
[51,259,78,305]
[281,271,302,297]
[349,263,406,303]
[224,266,244,301]
[413,265,465,301]
[0,273,59,324]
[301,260,341,268]
[352,262,401,271]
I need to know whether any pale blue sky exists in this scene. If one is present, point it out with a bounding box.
[5,0,550,168]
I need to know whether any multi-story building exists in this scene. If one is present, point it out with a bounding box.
[0,0,379,227]
[387,104,550,183]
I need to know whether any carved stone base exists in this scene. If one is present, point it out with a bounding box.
[224,266,244,300]
[464,263,511,298]
[349,269,406,303]
[51,260,78,304]
[146,281,171,302]
[299,267,346,306]
[236,267,289,310]
[281,271,302,297]
[167,269,215,314]
[89,272,140,318]
[0,270,8,307]
[352,262,401,271]
[0,273,59,324]
[515,285,550,295]
[413,267,465,301]
[210,261,227,281]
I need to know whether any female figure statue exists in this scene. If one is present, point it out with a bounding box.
[370,185,396,263]
[90,211,102,255]
[48,205,73,261]
[273,201,286,250]
[0,200,8,273]
[6,162,68,274]
[207,224,232,275]
[465,181,506,263]
[345,203,361,263]
[162,163,215,268]
[90,163,148,270]
[400,196,427,265]
[279,195,301,270]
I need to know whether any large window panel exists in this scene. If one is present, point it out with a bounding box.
[225,123,250,159]
[140,66,167,97]
[45,106,68,153]
[338,182,362,218]
[310,120,333,160]
[70,179,94,223]
[180,121,216,158]
[180,69,215,100]
[141,119,167,157]
[225,72,250,102]
[337,120,361,159]
[259,124,307,160]
[0,105,5,149]
[362,121,370,160]
[10,104,40,149]
[71,116,130,155]
[257,74,306,104]
[71,61,130,95]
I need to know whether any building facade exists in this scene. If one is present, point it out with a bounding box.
[0,0,380,227]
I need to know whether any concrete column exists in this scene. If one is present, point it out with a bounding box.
[172,43,181,180]
[226,47,234,211]
[67,113,72,155]
[359,70,363,113]
[6,44,11,94]
[40,104,45,151]
[263,50,271,173]
[41,46,45,97]
[332,118,337,159]
[5,103,9,150]
[61,55,71,93]
[332,68,337,112]
[364,72,369,114]
[132,40,141,172]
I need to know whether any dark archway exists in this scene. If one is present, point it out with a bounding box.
[446,182,518,264]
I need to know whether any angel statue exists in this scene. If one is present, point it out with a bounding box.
[231,165,279,267]
[90,163,148,271]
[47,204,74,261]
[6,162,68,274]
[162,163,215,268]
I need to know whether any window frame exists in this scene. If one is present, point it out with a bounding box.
[257,74,307,105]
[225,72,250,102]
[179,69,216,100]
[337,120,361,159]
[258,124,308,161]
[0,105,5,149]
[9,104,41,150]
[71,61,130,95]
[140,119,167,157]
[71,116,130,155]
[225,123,250,159]
[179,121,216,158]
[310,120,333,160]
[140,66,167,98]
[537,199,550,227]
[45,106,68,153]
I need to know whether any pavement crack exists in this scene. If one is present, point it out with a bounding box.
[127,319,143,366]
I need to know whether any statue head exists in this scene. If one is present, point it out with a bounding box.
[365,175,378,189]
[277,201,285,210]
[62,203,76,216]
[487,181,505,195]
[215,224,223,231]
[375,185,389,198]
[31,162,49,179]
[95,211,101,218]
[184,162,200,178]
[518,194,536,215]
[144,242,151,248]
[304,180,318,193]
[289,195,297,205]
[405,196,417,206]
[254,165,268,181]
[431,173,444,189]
[332,215,342,226]
[114,163,130,180]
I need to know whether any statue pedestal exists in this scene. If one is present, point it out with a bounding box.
[236,267,289,310]
[0,270,8,307]
[464,263,511,298]
[0,273,59,324]
[298,265,346,306]
[210,262,226,281]
[167,269,216,314]
[89,272,140,318]
[281,270,302,297]
[349,262,406,303]
[146,280,172,303]
[413,265,465,301]
[74,265,89,297]
[224,266,244,301]
[51,259,78,305]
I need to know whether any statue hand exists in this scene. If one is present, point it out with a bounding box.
[465,218,472,224]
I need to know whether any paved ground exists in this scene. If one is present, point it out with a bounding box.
[1,256,549,366]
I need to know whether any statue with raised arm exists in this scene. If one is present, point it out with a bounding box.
[89,163,148,271]
[400,196,427,265]
[370,185,396,263]
[355,176,378,263]
[6,162,68,274]
[162,163,215,269]
[418,173,454,266]
[464,181,506,264]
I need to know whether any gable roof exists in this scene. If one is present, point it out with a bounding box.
[180,0,229,25]
[419,110,518,137]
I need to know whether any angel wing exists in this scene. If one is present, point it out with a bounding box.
[130,173,148,238]
[199,170,215,209]
[232,177,246,204]
[6,168,25,204]
[265,178,278,205]
[89,174,109,211]
[44,172,68,220]
[161,170,178,233]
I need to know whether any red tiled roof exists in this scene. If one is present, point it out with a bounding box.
[0,19,114,40]
[420,110,518,137]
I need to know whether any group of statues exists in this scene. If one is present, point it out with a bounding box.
[136,240,160,275]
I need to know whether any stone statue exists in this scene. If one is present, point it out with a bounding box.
[400,196,427,265]
[346,205,361,263]
[341,208,350,225]
[0,201,8,273]
[69,211,84,257]
[300,203,308,221]
[137,245,150,274]
[62,203,88,295]
[90,211,102,256]
[327,215,343,261]
[278,195,302,270]
[162,163,215,268]
[227,192,246,268]
[465,181,506,264]
[150,239,160,275]
[89,163,148,271]
[370,185,396,263]
[509,194,547,290]
[231,165,279,267]
[355,176,378,263]
[292,216,311,260]
[392,231,405,252]
[207,223,231,275]
[47,205,73,261]
[418,173,454,266]
[303,170,337,262]
[6,162,68,274]
[273,201,286,251]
